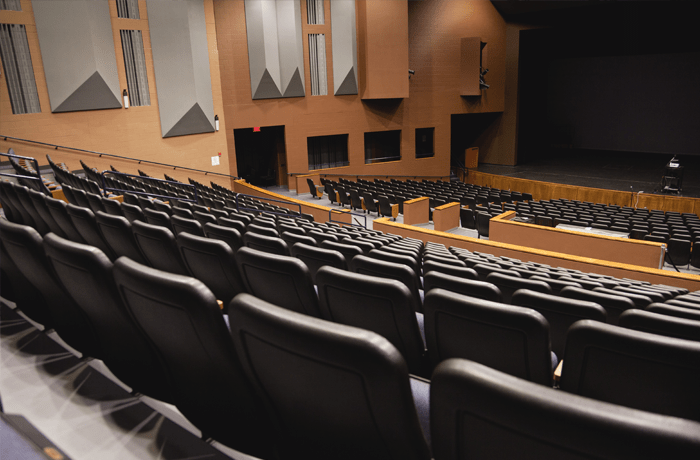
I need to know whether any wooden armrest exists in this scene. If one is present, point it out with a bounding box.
[553,359,563,384]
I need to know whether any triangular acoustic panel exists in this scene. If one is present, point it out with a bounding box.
[253,68,283,100]
[335,67,358,96]
[283,68,305,98]
[164,103,215,138]
[53,71,122,113]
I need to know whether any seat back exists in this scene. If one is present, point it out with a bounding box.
[120,202,146,223]
[45,196,86,243]
[27,188,65,236]
[422,260,477,280]
[235,246,321,317]
[203,222,244,252]
[619,309,700,342]
[170,215,205,237]
[350,254,423,311]
[176,232,245,304]
[111,258,271,456]
[315,266,427,376]
[561,319,700,421]
[131,220,189,275]
[290,243,347,284]
[95,211,148,264]
[424,288,553,385]
[485,272,552,304]
[561,286,635,325]
[228,293,431,460]
[242,231,290,256]
[66,203,117,259]
[43,234,173,402]
[423,271,502,302]
[646,302,700,321]
[0,219,99,357]
[14,184,50,234]
[144,208,173,231]
[431,358,700,460]
[511,289,606,358]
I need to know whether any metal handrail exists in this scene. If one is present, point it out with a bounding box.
[234,193,302,218]
[328,209,367,228]
[1,151,50,194]
[1,134,239,180]
[100,170,198,202]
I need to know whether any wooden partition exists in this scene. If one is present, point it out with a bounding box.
[293,174,320,195]
[489,211,665,269]
[373,218,700,291]
[233,180,351,224]
[433,202,460,232]
[403,196,429,225]
[467,170,700,216]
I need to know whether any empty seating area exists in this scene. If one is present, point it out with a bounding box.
[3,158,700,459]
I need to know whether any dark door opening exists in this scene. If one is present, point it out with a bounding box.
[233,125,287,187]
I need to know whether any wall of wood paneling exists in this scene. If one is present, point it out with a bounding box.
[467,170,700,216]
[0,0,232,187]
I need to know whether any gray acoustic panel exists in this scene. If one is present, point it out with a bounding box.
[32,0,122,112]
[331,0,358,95]
[147,0,215,138]
[244,0,306,100]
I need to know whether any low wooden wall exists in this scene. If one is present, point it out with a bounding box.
[403,197,429,225]
[433,202,460,232]
[293,173,320,195]
[374,218,700,291]
[489,211,665,269]
[467,170,700,216]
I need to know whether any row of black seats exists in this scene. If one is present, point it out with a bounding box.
[2,219,699,459]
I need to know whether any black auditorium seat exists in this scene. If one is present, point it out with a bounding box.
[203,222,244,252]
[422,260,478,280]
[485,272,552,304]
[95,211,148,265]
[511,289,607,360]
[170,215,205,237]
[111,258,272,457]
[290,242,347,284]
[315,266,428,377]
[120,202,146,223]
[43,234,173,403]
[423,271,502,302]
[319,240,363,263]
[430,358,700,460]
[242,232,290,256]
[0,219,100,357]
[27,189,65,237]
[234,247,321,317]
[646,303,700,321]
[560,319,700,422]
[45,196,86,243]
[66,203,117,260]
[176,232,246,305]
[560,286,635,325]
[618,309,700,342]
[350,254,424,311]
[143,208,173,231]
[14,184,50,235]
[228,293,432,460]
[131,220,189,275]
[424,289,554,385]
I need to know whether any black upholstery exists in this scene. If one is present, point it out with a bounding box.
[45,196,86,243]
[247,223,278,238]
[460,207,475,229]
[235,247,321,317]
[290,243,347,284]
[592,286,653,309]
[66,203,117,260]
[27,189,65,237]
[131,220,189,275]
[422,260,477,280]
[561,320,700,421]
[511,289,606,359]
[170,215,205,237]
[95,211,148,264]
[430,358,700,460]
[111,258,272,456]
[203,222,244,252]
[144,208,173,231]
[646,302,700,321]
[560,286,635,325]
[43,234,173,402]
[424,289,553,385]
[350,254,423,312]
[619,309,700,342]
[423,271,502,302]
[228,293,431,460]
[14,184,50,234]
[0,219,100,357]
[485,272,552,304]
[242,232,290,256]
[315,266,427,377]
[280,230,317,249]
[368,248,422,280]
[475,211,490,238]
[176,232,245,304]
[120,202,146,223]
[319,240,363,262]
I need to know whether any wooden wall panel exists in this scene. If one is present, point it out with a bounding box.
[0,0,231,187]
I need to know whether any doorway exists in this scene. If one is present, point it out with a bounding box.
[233,125,287,187]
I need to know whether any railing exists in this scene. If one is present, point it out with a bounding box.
[1,135,239,180]
[234,193,302,218]
[0,151,49,194]
[328,209,367,228]
[101,170,198,202]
